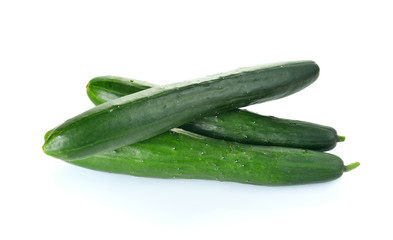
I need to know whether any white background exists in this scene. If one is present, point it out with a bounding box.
[1,0,392,239]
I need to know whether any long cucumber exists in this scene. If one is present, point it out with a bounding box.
[43,61,320,160]
[86,76,343,151]
[70,128,359,186]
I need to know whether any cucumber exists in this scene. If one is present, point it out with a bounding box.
[43,61,320,160]
[69,128,359,186]
[86,76,155,105]
[86,76,344,151]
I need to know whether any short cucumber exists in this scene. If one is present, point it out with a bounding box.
[86,75,343,151]
[43,61,319,160]
[69,128,359,186]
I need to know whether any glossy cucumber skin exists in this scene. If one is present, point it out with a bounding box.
[183,110,340,151]
[43,61,319,160]
[86,76,155,105]
[70,129,345,186]
[87,75,339,151]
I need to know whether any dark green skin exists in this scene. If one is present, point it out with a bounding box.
[70,129,346,186]
[86,75,340,151]
[184,110,341,151]
[86,76,155,105]
[43,61,320,160]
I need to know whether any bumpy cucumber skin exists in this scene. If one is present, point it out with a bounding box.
[70,129,345,186]
[43,61,319,160]
[86,75,339,151]
[183,110,340,151]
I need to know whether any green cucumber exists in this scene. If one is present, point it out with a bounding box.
[70,128,359,186]
[43,61,320,160]
[86,76,343,151]
[86,76,155,105]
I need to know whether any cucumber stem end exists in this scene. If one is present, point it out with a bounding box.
[344,162,360,172]
[338,135,346,142]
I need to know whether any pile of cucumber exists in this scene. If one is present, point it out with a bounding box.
[43,60,359,186]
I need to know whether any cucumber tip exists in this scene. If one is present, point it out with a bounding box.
[344,162,360,172]
[338,135,346,142]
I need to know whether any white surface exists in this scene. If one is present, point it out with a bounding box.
[1,1,392,239]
